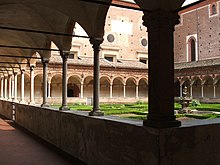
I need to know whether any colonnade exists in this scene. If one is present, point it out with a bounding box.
[176,76,220,99]
[0,9,185,128]
[0,71,148,103]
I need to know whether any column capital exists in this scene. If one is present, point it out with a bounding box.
[30,65,34,71]
[20,69,25,74]
[142,10,180,31]
[13,71,18,76]
[90,37,104,46]
[41,58,49,64]
[60,50,70,61]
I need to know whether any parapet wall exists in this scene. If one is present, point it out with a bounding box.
[1,100,220,165]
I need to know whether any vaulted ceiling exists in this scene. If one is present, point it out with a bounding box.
[0,0,186,72]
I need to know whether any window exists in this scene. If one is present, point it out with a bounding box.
[186,35,198,62]
[190,39,196,61]
[187,37,196,62]
[211,4,217,15]
[107,34,115,43]
[105,56,114,62]
[69,51,79,60]
[69,54,75,59]
[139,57,147,64]
[210,3,218,16]
[140,38,148,47]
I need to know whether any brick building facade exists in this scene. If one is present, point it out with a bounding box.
[174,0,220,101]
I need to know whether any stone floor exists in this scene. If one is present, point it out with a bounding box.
[0,116,86,165]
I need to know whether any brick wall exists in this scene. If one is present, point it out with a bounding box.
[174,0,220,62]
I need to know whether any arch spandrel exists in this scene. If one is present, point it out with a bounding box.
[112,76,126,85]
[201,75,214,85]
[67,75,82,83]
[100,75,111,84]
[125,77,138,85]
[138,77,148,85]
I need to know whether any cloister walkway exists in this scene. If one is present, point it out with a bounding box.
[0,116,86,165]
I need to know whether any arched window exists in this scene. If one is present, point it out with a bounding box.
[188,38,196,62]
[211,4,217,15]
[190,39,196,61]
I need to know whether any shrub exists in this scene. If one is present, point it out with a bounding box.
[191,99,201,107]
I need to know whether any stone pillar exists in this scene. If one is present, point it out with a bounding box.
[190,84,193,98]
[80,83,84,98]
[8,74,12,100]
[20,70,25,103]
[59,51,70,110]
[41,59,49,107]
[89,38,104,116]
[213,84,216,98]
[1,77,4,99]
[110,83,113,98]
[136,84,139,98]
[123,84,126,98]
[11,79,14,99]
[14,72,18,102]
[4,76,8,99]
[48,82,51,98]
[180,85,183,97]
[201,84,204,98]
[29,66,35,104]
[143,10,181,128]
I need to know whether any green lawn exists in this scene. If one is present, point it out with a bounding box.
[51,102,220,120]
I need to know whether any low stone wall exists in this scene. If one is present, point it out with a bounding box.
[1,100,220,165]
[0,100,14,119]
[14,103,158,165]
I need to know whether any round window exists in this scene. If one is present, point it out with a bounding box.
[141,38,148,47]
[107,34,115,43]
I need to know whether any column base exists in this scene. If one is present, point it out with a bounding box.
[143,119,181,128]
[59,105,70,111]
[89,110,104,116]
[28,101,35,105]
[41,103,50,107]
[13,99,18,102]
[19,100,25,104]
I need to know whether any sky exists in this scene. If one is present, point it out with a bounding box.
[182,0,200,6]
[121,0,201,7]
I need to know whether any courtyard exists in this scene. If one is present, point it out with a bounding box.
[52,101,220,120]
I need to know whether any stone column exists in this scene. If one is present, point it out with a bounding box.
[11,79,14,99]
[180,84,183,97]
[41,59,49,107]
[5,76,8,100]
[136,84,139,98]
[110,83,113,98]
[8,74,12,100]
[14,72,18,102]
[59,51,70,110]
[29,66,35,104]
[20,70,25,103]
[213,84,216,98]
[201,84,204,98]
[80,83,84,98]
[123,84,126,98]
[48,82,51,98]
[4,76,8,100]
[1,77,4,99]
[190,84,193,98]
[89,38,104,116]
[143,10,181,128]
